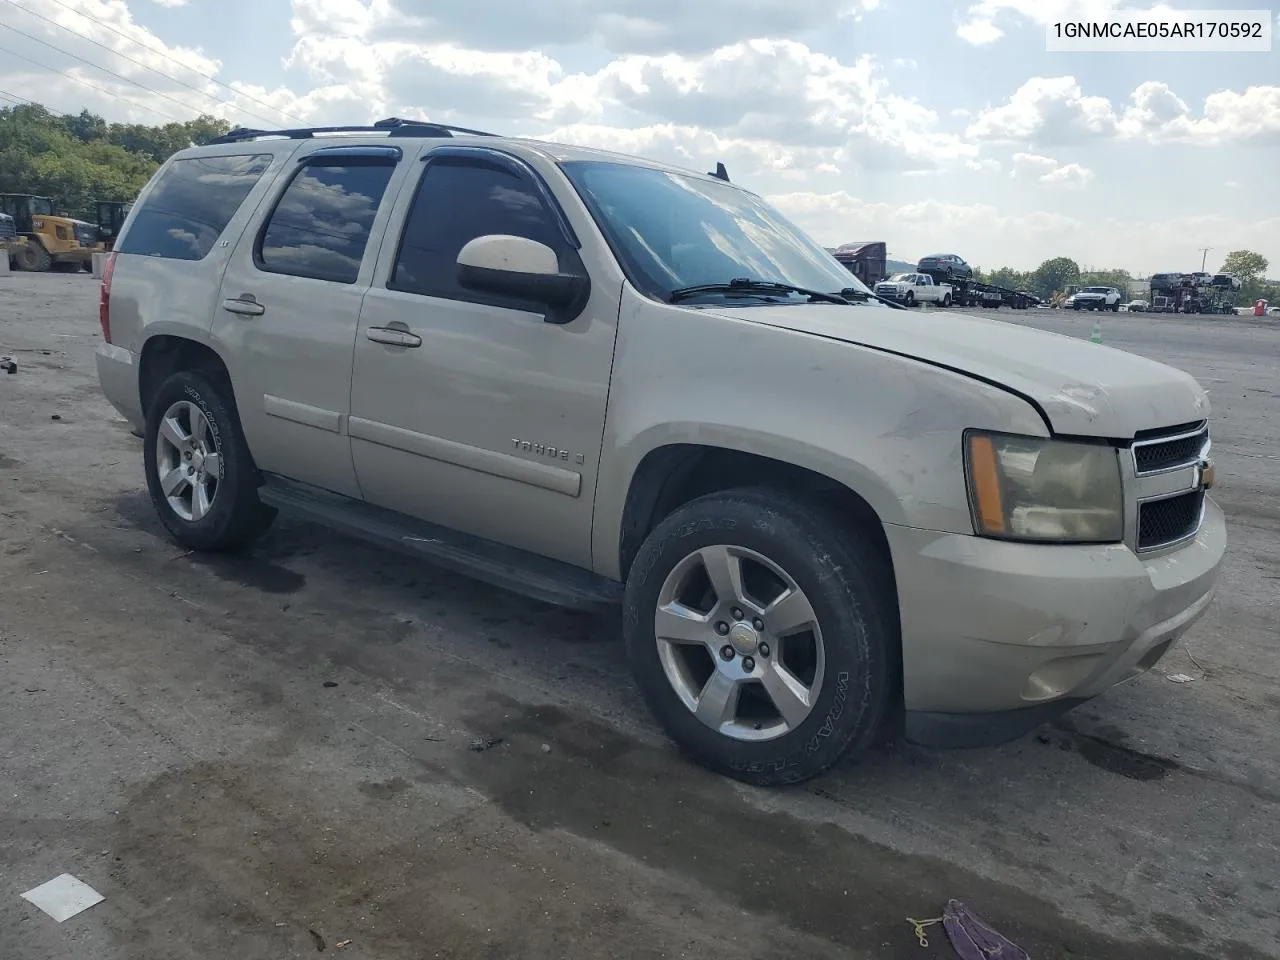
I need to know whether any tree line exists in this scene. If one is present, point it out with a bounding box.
[0,102,230,222]
[972,252,1274,308]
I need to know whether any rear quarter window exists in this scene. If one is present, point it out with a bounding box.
[117,153,273,261]
[256,161,396,284]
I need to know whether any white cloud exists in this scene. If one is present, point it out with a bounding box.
[1011,152,1093,188]
[970,76,1280,147]
[280,33,988,174]
[0,0,306,126]
[967,76,1117,144]
[953,1,1181,45]
[1120,83,1280,145]
[1039,162,1093,188]
[768,189,1279,274]
[1010,152,1059,175]
[295,0,880,56]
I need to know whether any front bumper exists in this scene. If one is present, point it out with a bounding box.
[95,341,144,431]
[886,497,1227,747]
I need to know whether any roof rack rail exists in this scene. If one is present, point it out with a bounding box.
[207,117,499,146]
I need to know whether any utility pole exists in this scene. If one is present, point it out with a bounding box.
[1199,247,1214,272]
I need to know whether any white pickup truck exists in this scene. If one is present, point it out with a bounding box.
[874,272,954,307]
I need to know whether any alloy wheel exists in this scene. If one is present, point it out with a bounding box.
[653,544,826,742]
[155,400,221,522]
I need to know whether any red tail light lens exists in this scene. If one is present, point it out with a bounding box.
[99,252,117,343]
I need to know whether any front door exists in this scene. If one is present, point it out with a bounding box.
[349,146,620,568]
[212,143,410,498]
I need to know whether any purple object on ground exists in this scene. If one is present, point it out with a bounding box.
[943,899,1031,959]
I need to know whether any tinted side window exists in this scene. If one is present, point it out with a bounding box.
[258,162,395,284]
[117,154,272,261]
[390,159,561,300]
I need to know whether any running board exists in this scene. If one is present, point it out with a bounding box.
[258,474,623,612]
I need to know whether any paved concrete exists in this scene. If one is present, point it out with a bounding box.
[1,273,1277,959]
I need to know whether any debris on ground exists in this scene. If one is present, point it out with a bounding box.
[0,356,16,374]
[469,735,503,752]
[908,900,1029,958]
[21,873,105,922]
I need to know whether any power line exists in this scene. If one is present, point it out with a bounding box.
[0,38,185,121]
[1,0,291,128]
[0,86,61,113]
[39,0,304,125]
[0,18,215,121]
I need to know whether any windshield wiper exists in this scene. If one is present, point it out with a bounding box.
[669,277,851,305]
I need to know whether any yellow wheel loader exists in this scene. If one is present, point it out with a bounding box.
[0,194,99,272]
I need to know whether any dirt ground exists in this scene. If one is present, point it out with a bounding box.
[2,272,1278,960]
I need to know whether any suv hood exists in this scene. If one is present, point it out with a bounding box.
[711,304,1208,437]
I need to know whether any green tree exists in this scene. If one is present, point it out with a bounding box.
[1031,257,1081,300]
[1079,267,1132,292]
[1220,250,1270,305]
[988,267,1031,291]
[0,102,232,222]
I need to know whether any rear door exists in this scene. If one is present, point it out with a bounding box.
[211,142,411,498]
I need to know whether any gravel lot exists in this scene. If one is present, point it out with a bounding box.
[2,273,1278,960]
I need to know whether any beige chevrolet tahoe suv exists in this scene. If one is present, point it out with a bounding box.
[94,118,1226,786]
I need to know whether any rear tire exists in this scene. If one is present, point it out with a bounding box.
[623,488,894,786]
[941,294,952,307]
[143,370,276,552]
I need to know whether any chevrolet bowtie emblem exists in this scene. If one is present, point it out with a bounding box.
[1199,458,1215,490]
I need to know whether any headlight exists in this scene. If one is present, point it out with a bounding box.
[964,431,1123,542]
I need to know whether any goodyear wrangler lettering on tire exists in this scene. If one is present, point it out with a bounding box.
[182,385,225,481]
[623,488,894,787]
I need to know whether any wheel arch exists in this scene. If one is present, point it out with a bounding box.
[138,334,237,420]
[614,441,899,592]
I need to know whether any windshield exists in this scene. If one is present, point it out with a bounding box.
[889,273,911,282]
[559,160,873,303]
[1083,287,1110,293]
[30,197,54,215]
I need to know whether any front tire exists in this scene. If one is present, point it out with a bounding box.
[16,241,52,272]
[143,370,276,551]
[623,488,894,786]
[904,291,915,307]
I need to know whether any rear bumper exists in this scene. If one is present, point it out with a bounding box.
[95,341,143,431]
[886,497,1227,746]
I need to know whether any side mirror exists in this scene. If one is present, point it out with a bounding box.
[456,234,590,324]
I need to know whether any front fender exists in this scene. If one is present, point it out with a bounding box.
[590,291,1049,580]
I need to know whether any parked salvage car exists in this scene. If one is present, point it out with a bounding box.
[915,253,973,282]
[874,272,954,307]
[1073,286,1122,311]
[94,118,1226,786]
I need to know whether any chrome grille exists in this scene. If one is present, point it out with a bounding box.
[1132,422,1209,475]
[1138,490,1205,550]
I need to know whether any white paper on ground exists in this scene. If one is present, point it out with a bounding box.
[21,873,105,922]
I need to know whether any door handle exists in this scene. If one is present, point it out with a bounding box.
[222,296,265,317]
[366,326,422,348]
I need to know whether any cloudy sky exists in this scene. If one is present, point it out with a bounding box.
[1,0,1276,274]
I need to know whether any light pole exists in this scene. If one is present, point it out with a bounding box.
[1199,247,1213,272]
